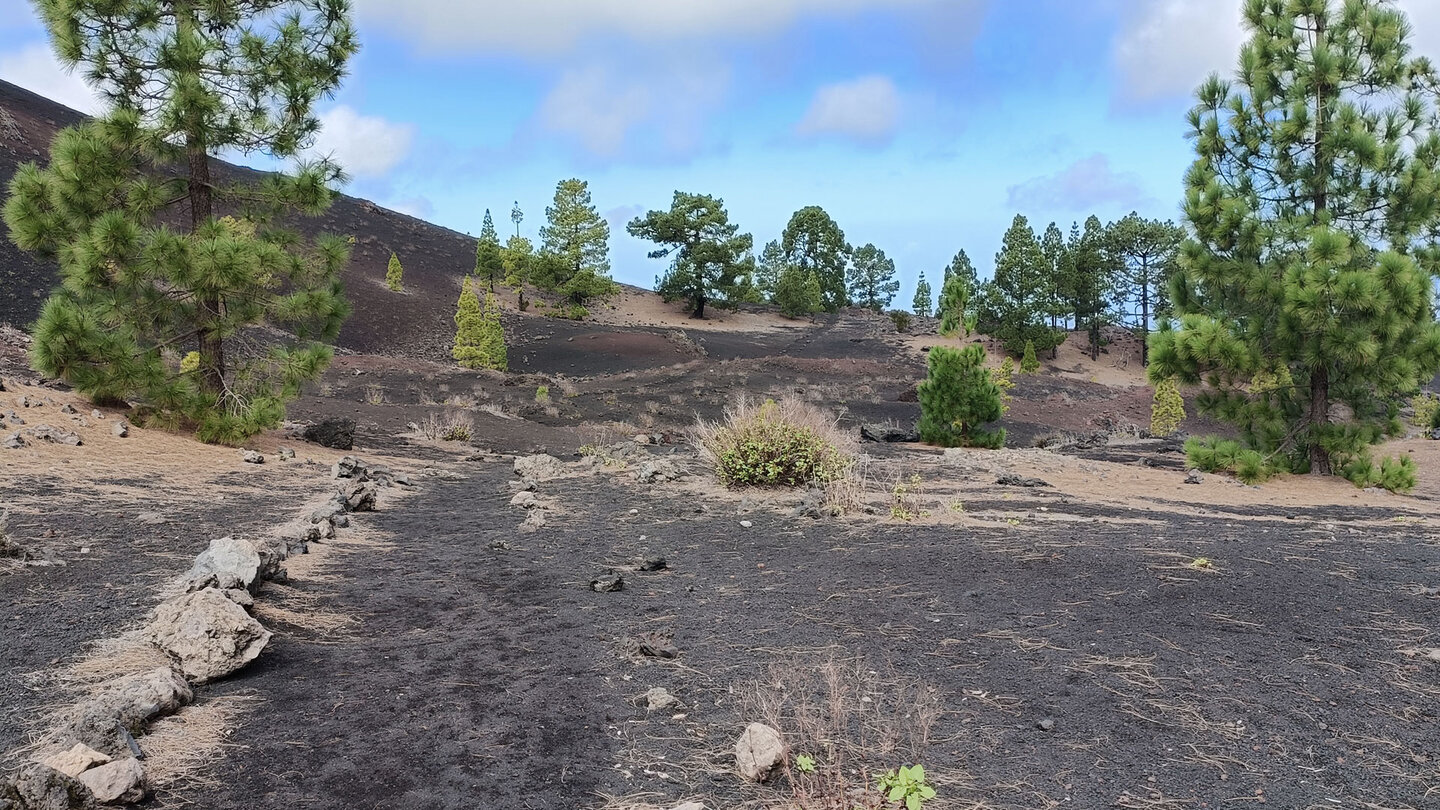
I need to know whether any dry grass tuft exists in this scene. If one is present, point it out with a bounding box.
[252,583,357,636]
[142,694,263,793]
[419,409,474,442]
[692,395,857,489]
[59,633,173,690]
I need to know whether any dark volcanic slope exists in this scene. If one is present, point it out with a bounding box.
[0,79,475,358]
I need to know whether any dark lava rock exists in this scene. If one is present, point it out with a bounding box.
[860,424,920,443]
[996,473,1051,488]
[302,417,356,451]
[638,556,667,572]
[635,630,678,659]
[590,571,624,593]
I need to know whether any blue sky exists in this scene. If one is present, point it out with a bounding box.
[4,0,1440,307]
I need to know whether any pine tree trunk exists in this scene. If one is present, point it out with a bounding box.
[694,294,706,320]
[188,136,225,397]
[1309,367,1331,475]
[1140,261,1150,366]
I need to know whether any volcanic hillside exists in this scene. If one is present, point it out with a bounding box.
[0,79,477,358]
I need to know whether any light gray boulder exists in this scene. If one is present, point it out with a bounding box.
[146,590,271,684]
[734,722,787,783]
[514,454,567,482]
[182,537,261,593]
[76,758,146,804]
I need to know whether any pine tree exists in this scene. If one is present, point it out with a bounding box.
[627,191,754,318]
[1148,0,1440,478]
[1067,216,1117,361]
[937,275,971,337]
[781,206,851,311]
[452,277,488,369]
[755,240,788,302]
[775,266,822,317]
[976,215,1064,356]
[1150,378,1185,437]
[847,243,900,311]
[539,178,614,307]
[943,250,977,289]
[5,0,356,444]
[912,272,933,318]
[1108,212,1185,365]
[478,290,507,371]
[917,344,1006,449]
[386,253,404,292]
[1039,222,1069,333]
[475,209,505,291]
[1021,340,1039,374]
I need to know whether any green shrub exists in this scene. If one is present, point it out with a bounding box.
[1150,378,1186,437]
[386,252,404,292]
[1020,340,1039,374]
[917,344,1005,449]
[696,397,853,487]
[1341,453,1416,493]
[889,310,912,333]
[535,385,550,404]
[1411,392,1439,431]
[775,266,822,317]
[179,351,200,374]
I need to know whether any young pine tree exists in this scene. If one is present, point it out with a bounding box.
[5,0,356,444]
[1148,0,1440,479]
[1150,378,1186,437]
[911,272,933,318]
[539,178,616,308]
[453,277,490,370]
[386,253,404,292]
[475,209,505,291]
[937,275,972,337]
[847,243,899,311]
[917,344,1006,449]
[979,215,1064,356]
[1021,340,1039,374]
[774,266,822,318]
[781,206,851,311]
[478,290,507,371]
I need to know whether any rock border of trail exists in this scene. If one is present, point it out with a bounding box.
[0,455,413,809]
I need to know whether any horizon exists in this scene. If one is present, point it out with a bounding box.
[3,0,1440,304]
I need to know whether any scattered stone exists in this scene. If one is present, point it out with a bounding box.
[514,454,567,482]
[790,489,826,520]
[221,589,254,608]
[302,417,355,450]
[29,425,82,446]
[39,744,110,778]
[48,667,192,757]
[332,456,364,479]
[1184,469,1203,485]
[59,403,77,415]
[146,590,271,684]
[638,556,667,572]
[740,520,753,529]
[635,459,683,484]
[134,512,166,526]
[277,447,295,461]
[509,491,539,509]
[860,423,920,443]
[76,758,146,804]
[643,687,679,711]
[111,422,128,438]
[632,434,650,445]
[1037,717,1056,732]
[332,513,350,529]
[734,722,787,783]
[520,509,546,531]
[248,536,289,583]
[7,412,24,426]
[590,570,624,592]
[18,395,34,408]
[507,479,537,493]
[634,629,678,659]
[8,764,96,810]
[183,537,261,593]
[240,450,264,464]
[3,432,25,449]
[344,482,378,512]
[488,538,510,551]
[995,473,1051,488]
[90,410,103,420]
[670,803,705,810]
[310,499,346,525]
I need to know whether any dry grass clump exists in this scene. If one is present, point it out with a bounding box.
[738,655,950,810]
[694,396,857,489]
[142,694,263,793]
[59,633,173,690]
[420,409,474,442]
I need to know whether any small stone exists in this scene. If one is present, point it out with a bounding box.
[59,403,77,415]
[488,539,510,550]
[3,432,24,449]
[240,450,264,464]
[509,491,539,509]
[638,556,667,572]
[39,743,111,778]
[29,425,82,446]
[635,630,678,658]
[590,571,624,592]
[643,687,679,711]
[112,422,129,438]
[670,803,705,810]
[90,410,103,420]
[1184,469,1203,485]
[740,520,753,529]
[76,757,147,804]
[734,722,787,783]
[995,473,1051,488]
[278,447,295,460]
[1037,717,1055,732]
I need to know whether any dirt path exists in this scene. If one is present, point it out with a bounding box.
[173,460,1440,810]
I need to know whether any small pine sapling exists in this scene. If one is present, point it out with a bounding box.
[917,344,1006,449]
[1020,340,1039,374]
[386,253,404,292]
[1150,378,1186,437]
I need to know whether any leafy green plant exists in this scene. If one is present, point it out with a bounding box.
[694,397,854,488]
[1341,453,1417,494]
[535,385,551,404]
[794,754,816,774]
[877,764,937,810]
[890,473,926,521]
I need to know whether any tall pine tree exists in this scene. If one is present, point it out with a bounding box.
[627,191,754,318]
[781,206,851,311]
[1108,213,1185,365]
[912,272,933,318]
[977,215,1064,355]
[475,209,505,291]
[539,178,615,308]
[5,0,356,443]
[1149,0,1440,478]
[847,243,899,311]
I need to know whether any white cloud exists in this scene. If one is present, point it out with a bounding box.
[355,0,944,55]
[309,105,415,178]
[1113,0,1440,104]
[795,75,902,146]
[1006,153,1149,212]
[0,43,103,114]
[534,62,730,161]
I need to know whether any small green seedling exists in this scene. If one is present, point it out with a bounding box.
[877,764,937,810]
[535,385,550,403]
[794,753,816,773]
[1188,557,1213,570]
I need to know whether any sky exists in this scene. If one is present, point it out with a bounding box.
[4,0,1440,306]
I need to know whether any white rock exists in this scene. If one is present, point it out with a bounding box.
[513,454,567,482]
[76,757,146,804]
[734,722,787,783]
[509,491,539,509]
[183,537,261,593]
[147,590,271,683]
[38,743,110,778]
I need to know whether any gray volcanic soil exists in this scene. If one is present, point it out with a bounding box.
[175,461,1440,810]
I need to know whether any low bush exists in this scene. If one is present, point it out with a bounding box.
[1150,378,1186,437]
[421,410,473,443]
[694,396,854,487]
[888,310,912,333]
[1341,453,1417,493]
[1411,392,1439,431]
